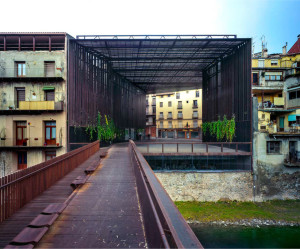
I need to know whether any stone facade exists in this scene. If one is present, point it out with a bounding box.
[155,172,253,202]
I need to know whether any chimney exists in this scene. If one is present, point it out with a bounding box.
[298,34,300,39]
[262,48,268,58]
[282,42,287,55]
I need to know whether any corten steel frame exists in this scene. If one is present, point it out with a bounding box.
[67,41,145,148]
[71,35,252,143]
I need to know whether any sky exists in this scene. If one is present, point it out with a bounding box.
[1,0,299,54]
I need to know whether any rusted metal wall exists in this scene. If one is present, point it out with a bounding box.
[67,41,145,146]
[202,39,252,142]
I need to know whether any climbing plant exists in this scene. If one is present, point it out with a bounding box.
[85,112,118,142]
[202,115,236,142]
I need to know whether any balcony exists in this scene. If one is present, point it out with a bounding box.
[159,115,164,120]
[19,101,64,111]
[192,113,198,119]
[268,125,300,135]
[193,105,198,109]
[0,100,64,114]
[177,105,183,109]
[0,137,63,149]
[0,68,64,81]
[252,81,284,92]
[167,114,173,119]
[258,99,284,111]
[177,113,183,119]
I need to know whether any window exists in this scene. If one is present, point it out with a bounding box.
[265,74,281,81]
[168,101,172,107]
[167,112,172,118]
[178,101,182,109]
[45,121,56,145]
[258,60,265,68]
[15,87,25,108]
[160,102,163,107]
[168,94,171,97]
[252,73,259,84]
[271,60,278,66]
[168,121,172,128]
[16,62,26,77]
[193,111,198,118]
[196,91,199,97]
[152,106,156,114]
[289,91,297,100]
[159,121,163,128]
[45,151,56,161]
[260,126,267,130]
[193,100,198,108]
[160,96,163,98]
[159,112,163,119]
[186,101,189,103]
[267,141,281,154]
[178,111,183,118]
[262,114,265,119]
[178,120,183,128]
[176,93,180,99]
[44,61,55,77]
[193,120,198,128]
[16,121,27,146]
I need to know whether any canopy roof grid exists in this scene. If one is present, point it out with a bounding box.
[73,35,251,93]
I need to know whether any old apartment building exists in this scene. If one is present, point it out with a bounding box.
[146,89,202,139]
[252,35,300,168]
[0,33,68,175]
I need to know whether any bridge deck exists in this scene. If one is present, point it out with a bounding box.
[0,148,105,248]
[36,143,146,248]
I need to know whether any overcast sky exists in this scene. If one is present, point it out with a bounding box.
[1,0,299,54]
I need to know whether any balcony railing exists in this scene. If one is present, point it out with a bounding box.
[167,114,173,119]
[0,68,63,78]
[252,81,283,88]
[0,137,63,148]
[177,105,183,109]
[19,101,64,111]
[193,105,198,109]
[159,115,164,120]
[177,113,183,119]
[0,92,65,111]
[258,99,284,109]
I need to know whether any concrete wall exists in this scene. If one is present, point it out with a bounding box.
[252,131,300,201]
[155,172,253,201]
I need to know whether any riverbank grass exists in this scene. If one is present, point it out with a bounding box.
[175,200,300,222]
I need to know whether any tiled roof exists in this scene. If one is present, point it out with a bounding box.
[288,36,300,54]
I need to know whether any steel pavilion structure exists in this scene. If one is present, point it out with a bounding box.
[68,35,252,145]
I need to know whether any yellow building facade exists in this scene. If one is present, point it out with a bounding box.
[155,89,202,139]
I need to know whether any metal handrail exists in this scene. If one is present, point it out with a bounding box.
[129,140,203,248]
[0,141,99,222]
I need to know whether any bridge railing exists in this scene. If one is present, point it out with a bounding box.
[135,141,252,156]
[0,141,99,223]
[129,140,203,249]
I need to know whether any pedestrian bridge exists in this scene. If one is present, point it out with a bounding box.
[0,141,203,248]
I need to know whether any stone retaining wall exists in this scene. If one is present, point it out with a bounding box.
[155,171,254,202]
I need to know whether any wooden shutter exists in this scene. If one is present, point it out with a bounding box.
[46,90,55,101]
[44,62,55,77]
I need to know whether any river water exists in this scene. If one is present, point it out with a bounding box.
[191,224,300,248]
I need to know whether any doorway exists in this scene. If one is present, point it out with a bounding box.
[279,117,285,132]
[17,151,27,170]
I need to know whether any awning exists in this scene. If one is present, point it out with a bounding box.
[288,114,300,121]
[43,86,55,91]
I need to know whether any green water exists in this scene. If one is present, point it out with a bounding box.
[191,225,300,248]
